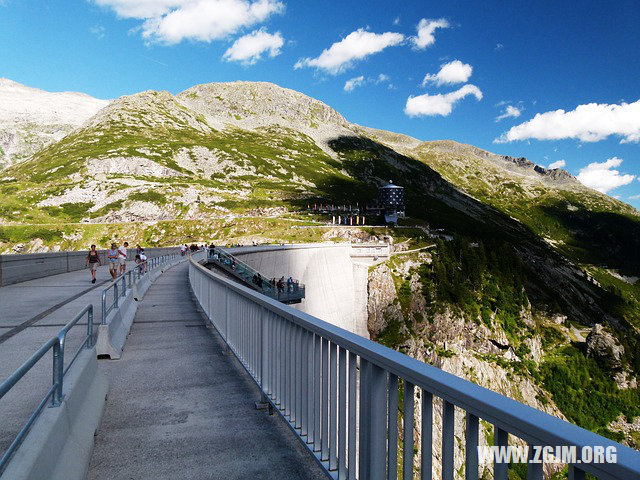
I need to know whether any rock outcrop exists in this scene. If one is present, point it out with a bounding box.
[586,323,625,369]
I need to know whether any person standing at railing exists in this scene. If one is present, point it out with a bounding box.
[107,243,119,280]
[139,249,148,273]
[118,242,129,274]
[85,244,102,284]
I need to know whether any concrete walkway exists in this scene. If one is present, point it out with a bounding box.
[0,263,118,454]
[88,262,326,480]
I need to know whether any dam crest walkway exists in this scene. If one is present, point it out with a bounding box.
[0,259,325,479]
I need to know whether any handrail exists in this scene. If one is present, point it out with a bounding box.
[0,304,94,474]
[101,253,177,323]
[209,247,278,289]
[188,255,640,480]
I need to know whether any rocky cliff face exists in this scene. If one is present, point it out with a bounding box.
[366,247,639,477]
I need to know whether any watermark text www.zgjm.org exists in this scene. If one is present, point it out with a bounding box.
[478,445,617,465]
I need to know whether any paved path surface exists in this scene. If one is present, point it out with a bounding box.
[88,262,326,480]
[0,263,119,453]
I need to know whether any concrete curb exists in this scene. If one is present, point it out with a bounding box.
[95,256,185,359]
[0,348,108,480]
[95,290,136,360]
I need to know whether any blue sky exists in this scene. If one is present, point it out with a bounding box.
[1,0,639,206]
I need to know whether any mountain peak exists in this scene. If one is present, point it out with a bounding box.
[499,155,578,185]
[0,78,109,168]
[177,80,349,133]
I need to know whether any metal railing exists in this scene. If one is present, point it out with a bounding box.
[0,305,95,473]
[188,255,640,480]
[101,253,178,323]
[207,247,305,304]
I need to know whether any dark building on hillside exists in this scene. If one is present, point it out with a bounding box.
[377,182,405,225]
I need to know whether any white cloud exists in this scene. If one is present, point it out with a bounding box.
[344,76,365,92]
[294,28,404,75]
[223,28,283,64]
[411,18,449,50]
[548,159,566,169]
[393,16,400,25]
[405,84,483,117]
[93,0,284,44]
[495,100,640,144]
[495,43,503,51]
[576,157,635,193]
[422,60,472,87]
[495,105,522,122]
[344,73,391,92]
[628,194,640,200]
[90,25,106,39]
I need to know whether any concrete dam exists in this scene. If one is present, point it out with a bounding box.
[3,246,640,480]
[225,243,390,338]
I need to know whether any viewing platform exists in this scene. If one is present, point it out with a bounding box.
[206,247,305,305]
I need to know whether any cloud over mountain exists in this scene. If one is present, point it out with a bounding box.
[495,100,640,143]
[495,105,522,122]
[576,157,635,193]
[411,18,449,49]
[548,159,566,169]
[422,60,472,86]
[405,84,482,117]
[294,29,404,75]
[344,73,391,92]
[94,0,284,44]
[344,76,365,92]
[224,28,283,64]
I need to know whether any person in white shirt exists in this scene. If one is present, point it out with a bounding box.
[118,242,129,274]
[139,250,148,273]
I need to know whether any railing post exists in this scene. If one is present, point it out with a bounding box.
[388,374,399,480]
[114,282,119,308]
[369,364,387,479]
[403,381,415,480]
[493,427,508,480]
[260,307,267,403]
[51,340,64,407]
[86,306,94,349]
[101,290,107,325]
[225,287,230,342]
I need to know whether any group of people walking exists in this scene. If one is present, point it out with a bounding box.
[85,242,148,283]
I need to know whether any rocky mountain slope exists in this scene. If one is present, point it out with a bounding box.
[1,80,639,467]
[0,78,108,169]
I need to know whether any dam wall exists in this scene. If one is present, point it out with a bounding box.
[227,243,388,338]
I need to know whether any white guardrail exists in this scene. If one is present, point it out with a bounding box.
[188,254,640,480]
